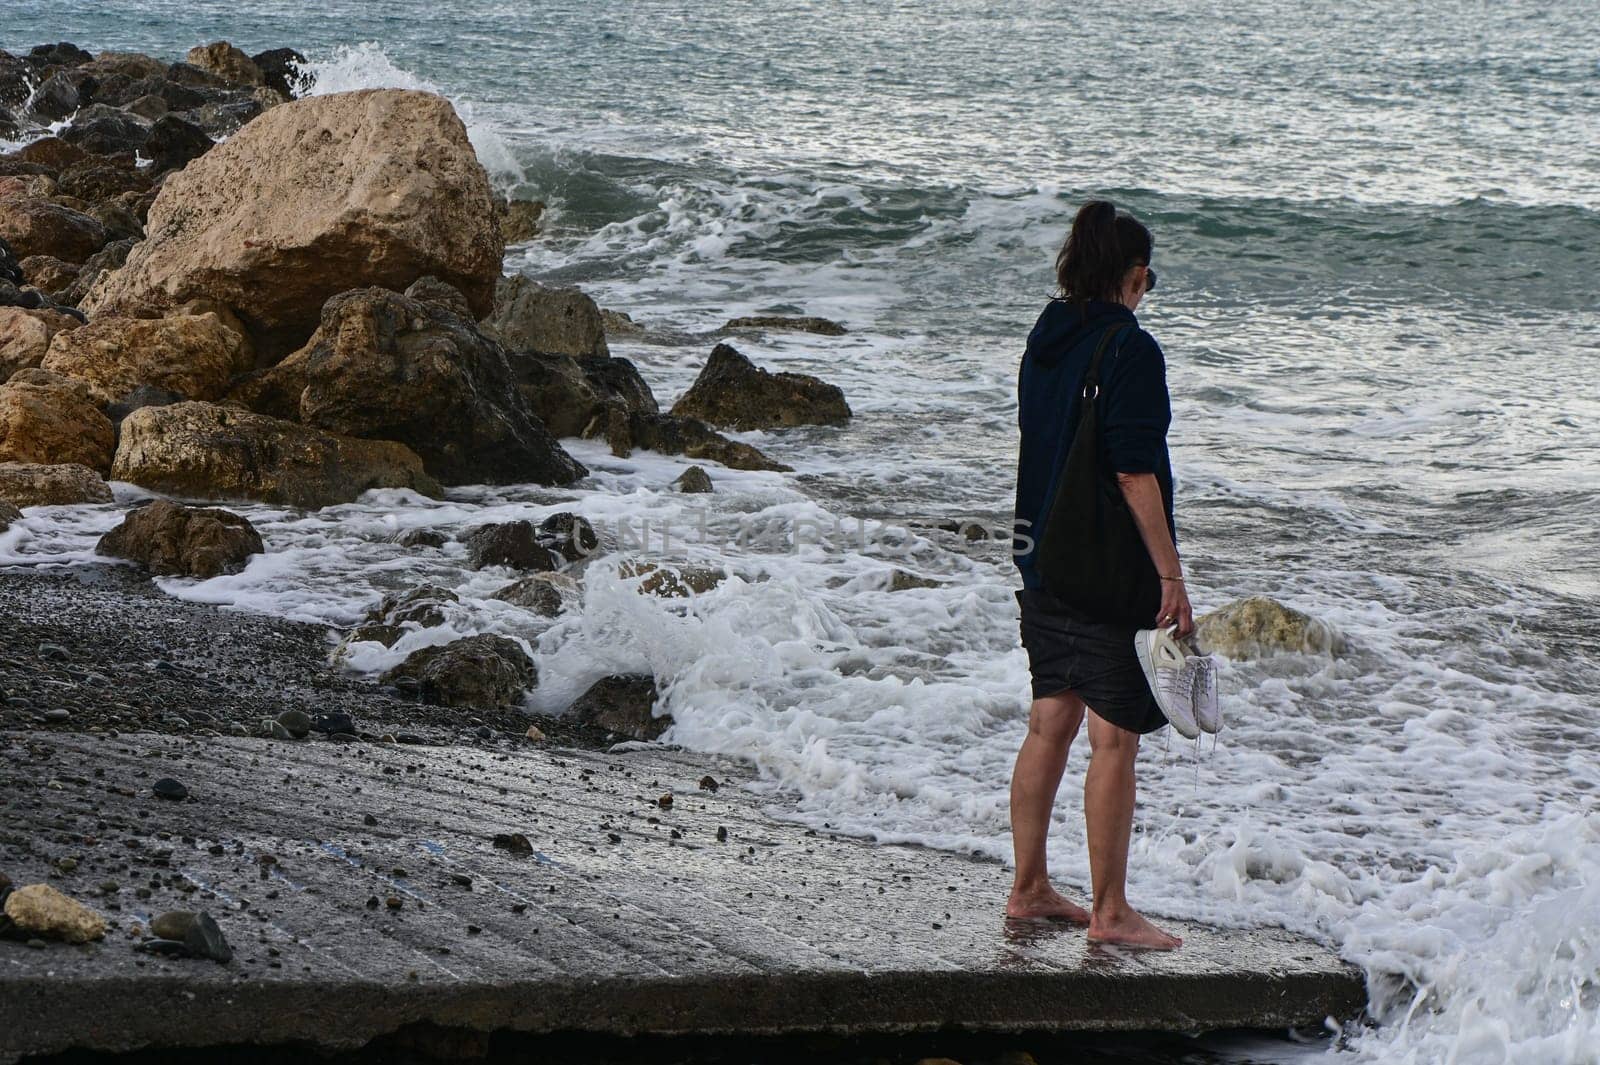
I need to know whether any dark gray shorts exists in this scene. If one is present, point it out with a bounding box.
[1015,587,1168,735]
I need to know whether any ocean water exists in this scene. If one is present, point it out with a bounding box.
[4,3,1599,1062]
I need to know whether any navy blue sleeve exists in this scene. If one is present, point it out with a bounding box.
[1101,329,1171,474]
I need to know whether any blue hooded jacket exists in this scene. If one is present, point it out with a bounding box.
[1012,298,1175,590]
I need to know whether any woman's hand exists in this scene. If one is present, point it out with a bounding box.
[1156,579,1194,639]
[1115,471,1192,637]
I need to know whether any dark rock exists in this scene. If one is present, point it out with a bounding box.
[104,384,184,425]
[0,499,20,532]
[671,343,851,431]
[392,528,447,549]
[566,674,668,741]
[296,288,587,487]
[164,62,229,90]
[125,76,206,112]
[59,108,151,156]
[144,114,212,174]
[483,275,609,358]
[507,349,658,438]
[463,521,557,572]
[24,70,80,122]
[251,48,308,99]
[490,574,566,617]
[0,195,107,263]
[185,96,263,139]
[183,912,232,962]
[674,465,714,493]
[60,235,137,304]
[722,314,848,336]
[381,635,537,711]
[276,710,311,739]
[0,51,32,110]
[95,499,264,579]
[538,512,598,564]
[6,136,92,172]
[26,44,94,69]
[402,275,472,318]
[492,832,532,855]
[122,93,168,121]
[0,236,20,286]
[588,406,791,472]
[365,585,459,629]
[311,712,355,736]
[698,775,720,792]
[80,52,169,83]
[151,777,188,800]
[55,162,150,203]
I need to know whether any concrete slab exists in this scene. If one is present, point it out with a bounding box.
[0,731,1365,1061]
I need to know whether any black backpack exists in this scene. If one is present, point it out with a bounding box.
[1032,323,1161,625]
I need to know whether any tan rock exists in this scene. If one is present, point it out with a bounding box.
[3,883,108,943]
[0,192,107,263]
[184,41,265,87]
[483,275,608,358]
[1193,596,1343,659]
[722,314,848,336]
[83,89,503,360]
[18,254,81,294]
[112,401,439,509]
[83,52,169,81]
[670,342,850,431]
[0,306,81,382]
[0,369,115,472]
[42,314,252,406]
[0,461,113,507]
[96,498,264,579]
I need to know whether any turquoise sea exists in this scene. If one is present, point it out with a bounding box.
[5,3,1599,1062]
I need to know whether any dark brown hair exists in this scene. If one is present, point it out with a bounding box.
[1053,199,1153,302]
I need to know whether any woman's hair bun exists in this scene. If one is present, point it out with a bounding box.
[1054,199,1153,302]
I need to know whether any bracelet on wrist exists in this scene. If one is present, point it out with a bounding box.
[1159,575,1184,583]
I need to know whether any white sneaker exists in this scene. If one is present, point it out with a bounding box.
[1188,653,1222,734]
[1134,626,1200,739]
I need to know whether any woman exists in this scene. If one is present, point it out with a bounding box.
[1006,200,1190,950]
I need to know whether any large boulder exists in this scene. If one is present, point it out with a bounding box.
[184,42,264,87]
[82,89,504,360]
[0,369,114,471]
[0,498,20,532]
[0,461,112,506]
[59,107,151,157]
[507,349,657,438]
[112,401,438,509]
[143,114,213,175]
[0,191,107,263]
[483,276,608,358]
[19,255,80,295]
[1192,597,1344,659]
[96,499,264,579]
[382,635,536,710]
[671,343,850,431]
[566,674,669,741]
[0,305,80,381]
[41,313,251,407]
[462,521,557,572]
[293,287,587,487]
[589,406,791,472]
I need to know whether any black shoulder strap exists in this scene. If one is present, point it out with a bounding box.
[1081,323,1131,398]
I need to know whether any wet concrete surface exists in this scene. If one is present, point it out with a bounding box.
[0,730,1366,1061]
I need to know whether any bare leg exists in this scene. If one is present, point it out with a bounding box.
[1006,690,1090,923]
[1083,710,1182,949]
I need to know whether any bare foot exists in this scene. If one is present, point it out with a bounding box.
[1087,906,1183,949]
[1005,883,1091,925]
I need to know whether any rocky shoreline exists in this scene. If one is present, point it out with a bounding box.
[1,36,855,728]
